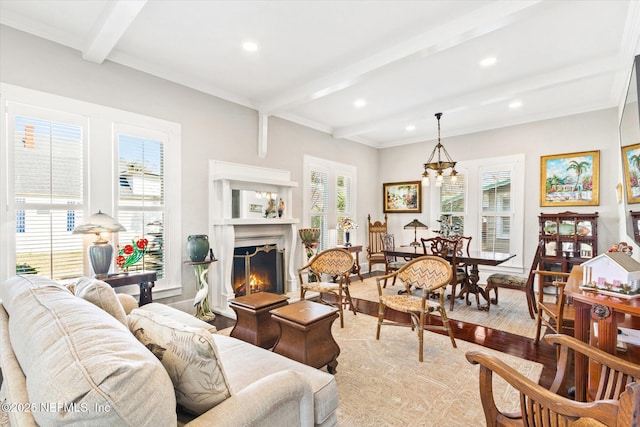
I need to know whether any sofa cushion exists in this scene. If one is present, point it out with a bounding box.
[137,302,217,334]
[128,308,231,415]
[1,275,177,427]
[74,276,128,325]
[213,334,339,425]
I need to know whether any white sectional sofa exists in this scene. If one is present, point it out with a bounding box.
[0,275,339,426]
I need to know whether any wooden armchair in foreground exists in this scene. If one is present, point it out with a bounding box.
[466,333,640,426]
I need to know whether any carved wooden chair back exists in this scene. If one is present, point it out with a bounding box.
[367,214,388,273]
[421,236,466,310]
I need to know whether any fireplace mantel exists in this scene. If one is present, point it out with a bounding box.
[208,160,300,318]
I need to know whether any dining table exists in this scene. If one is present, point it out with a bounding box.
[384,246,516,310]
[564,265,640,401]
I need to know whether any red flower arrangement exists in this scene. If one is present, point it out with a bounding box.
[116,238,149,270]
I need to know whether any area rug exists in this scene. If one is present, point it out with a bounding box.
[348,276,539,339]
[331,311,541,426]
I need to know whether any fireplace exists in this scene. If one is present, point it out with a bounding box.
[208,160,300,318]
[233,244,285,296]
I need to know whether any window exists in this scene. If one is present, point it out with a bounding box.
[481,169,512,253]
[433,154,523,269]
[304,156,356,251]
[1,84,181,295]
[8,106,86,280]
[439,173,465,234]
[116,128,166,278]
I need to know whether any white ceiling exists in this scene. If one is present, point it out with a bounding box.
[1,0,640,148]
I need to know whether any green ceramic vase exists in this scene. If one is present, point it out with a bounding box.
[187,234,209,262]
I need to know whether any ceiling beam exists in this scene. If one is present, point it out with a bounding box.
[82,0,147,64]
[258,0,544,115]
[333,55,625,140]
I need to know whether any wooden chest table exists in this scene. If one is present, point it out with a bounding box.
[229,292,289,349]
[270,300,340,373]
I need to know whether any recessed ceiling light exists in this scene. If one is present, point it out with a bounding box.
[509,100,523,109]
[405,125,416,132]
[243,41,258,52]
[353,99,367,108]
[479,56,497,67]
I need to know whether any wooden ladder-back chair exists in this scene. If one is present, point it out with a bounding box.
[466,333,640,426]
[299,248,356,328]
[375,256,456,362]
[533,271,572,344]
[367,214,388,274]
[421,236,469,311]
[485,240,545,319]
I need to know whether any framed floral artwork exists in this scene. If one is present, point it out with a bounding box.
[383,181,422,213]
[540,150,599,207]
[622,143,640,204]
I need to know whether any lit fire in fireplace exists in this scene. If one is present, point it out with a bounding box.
[234,273,269,296]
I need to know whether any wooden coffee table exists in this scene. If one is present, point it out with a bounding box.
[270,300,340,373]
[229,292,289,349]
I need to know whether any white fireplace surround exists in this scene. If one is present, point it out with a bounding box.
[208,160,299,318]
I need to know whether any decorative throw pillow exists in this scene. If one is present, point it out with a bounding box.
[74,277,127,326]
[128,308,232,415]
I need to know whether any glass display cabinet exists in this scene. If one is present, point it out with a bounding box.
[538,211,598,275]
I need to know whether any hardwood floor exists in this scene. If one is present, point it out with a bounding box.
[210,288,568,394]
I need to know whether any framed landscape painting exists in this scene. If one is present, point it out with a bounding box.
[540,150,599,207]
[383,181,422,213]
[622,143,640,204]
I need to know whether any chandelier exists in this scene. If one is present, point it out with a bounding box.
[421,112,457,187]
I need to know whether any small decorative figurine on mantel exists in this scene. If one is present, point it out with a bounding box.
[278,198,285,218]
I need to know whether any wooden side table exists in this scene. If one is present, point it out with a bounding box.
[270,300,340,373]
[103,270,156,306]
[229,292,289,349]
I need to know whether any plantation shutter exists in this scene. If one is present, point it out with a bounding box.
[481,169,512,254]
[12,112,85,280]
[336,174,353,245]
[310,170,329,250]
[117,132,166,277]
[440,174,465,233]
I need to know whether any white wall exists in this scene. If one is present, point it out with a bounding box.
[0,24,625,301]
[0,25,378,304]
[380,108,620,271]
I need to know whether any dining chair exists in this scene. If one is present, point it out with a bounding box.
[366,214,388,275]
[466,333,640,426]
[375,256,456,362]
[421,236,468,311]
[380,233,407,288]
[485,239,545,319]
[533,270,573,344]
[299,247,356,328]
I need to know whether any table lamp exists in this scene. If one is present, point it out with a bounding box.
[404,219,428,247]
[73,210,126,278]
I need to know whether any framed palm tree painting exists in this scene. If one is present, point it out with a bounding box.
[540,150,599,207]
[622,143,640,204]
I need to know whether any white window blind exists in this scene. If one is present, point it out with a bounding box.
[310,170,329,250]
[11,110,85,280]
[117,132,166,278]
[336,174,353,246]
[304,156,357,251]
[440,174,465,233]
[481,169,512,254]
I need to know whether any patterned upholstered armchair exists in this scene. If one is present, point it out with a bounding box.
[299,248,356,328]
[374,256,456,362]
